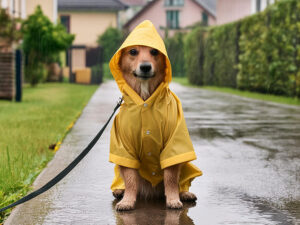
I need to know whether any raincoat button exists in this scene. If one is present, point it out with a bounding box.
[152,172,156,176]
[147,152,151,156]
[144,103,148,107]
[146,130,150,135]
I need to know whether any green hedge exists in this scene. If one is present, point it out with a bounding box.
[238,0,300,96]
[165,32,186,77]
[97,27,123,63]
[237,12,267,93]
[183,27,207,85]
[204,22,240,88]
[182,0,300,97]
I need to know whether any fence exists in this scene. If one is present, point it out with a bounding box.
[0,52,15,100]
[0,50,23,101]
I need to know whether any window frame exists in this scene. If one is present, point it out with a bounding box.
[164,0,184,7]
[166,10,180,29]
[60,15,70,33]
[202,11,208,26]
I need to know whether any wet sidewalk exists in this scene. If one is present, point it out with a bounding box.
[5,81,300,225]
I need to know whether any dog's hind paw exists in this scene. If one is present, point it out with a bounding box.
[179,191,197,202]
[166,199,183,209]
[113,189,124,199]
[116,199,135,211]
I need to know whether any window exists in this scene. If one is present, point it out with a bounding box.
[252,0,273,13]
[166,11,179,29]
[165,0,184,7]
[256,0,261,12]
[202,12,208,26]
[60,15,70,66]
[60,15,70,33]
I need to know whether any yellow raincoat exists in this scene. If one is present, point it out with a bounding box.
[109,20,202,192]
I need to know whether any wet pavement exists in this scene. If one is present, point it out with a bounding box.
[5,81,300,225]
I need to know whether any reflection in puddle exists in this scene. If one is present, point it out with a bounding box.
[113,200,195,225]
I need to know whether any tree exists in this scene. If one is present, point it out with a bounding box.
[21,6,74,86]
[0,8,22,51]
[97,27,123,63]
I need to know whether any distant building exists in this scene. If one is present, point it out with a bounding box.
[0,0,57,23]
[57,0,127,83]
[124,0,216,38]
[216,0,275,25]
[58,0,127,47]
[0,0,127,46]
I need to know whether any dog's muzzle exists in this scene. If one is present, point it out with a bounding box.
[134,62,155,80]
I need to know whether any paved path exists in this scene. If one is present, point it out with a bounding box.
[5,81,300,225]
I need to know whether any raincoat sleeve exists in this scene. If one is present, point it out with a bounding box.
[109,114,140,169]
[160,93,197,169]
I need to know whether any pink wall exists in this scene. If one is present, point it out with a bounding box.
[126,0,216,38]
[216,0,251,25]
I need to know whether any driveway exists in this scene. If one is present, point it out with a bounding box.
[5,81,300,225]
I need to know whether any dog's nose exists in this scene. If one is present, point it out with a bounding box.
[140,63,152,73]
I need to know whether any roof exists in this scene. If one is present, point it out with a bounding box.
[124,0,216,29]
[58,0,127,11]
[123,0,156,28]
[120,0,149,6]
[195,0,216,17]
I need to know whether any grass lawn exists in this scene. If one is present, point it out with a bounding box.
[0,83,98,221]
[172,77,300,106]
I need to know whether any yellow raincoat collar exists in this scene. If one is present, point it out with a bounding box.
[109,20,172,104]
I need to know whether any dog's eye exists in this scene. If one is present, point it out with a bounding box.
[150,49,159,56]
[129,49,138,56]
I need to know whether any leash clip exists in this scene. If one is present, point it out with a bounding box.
[117,97,123,106]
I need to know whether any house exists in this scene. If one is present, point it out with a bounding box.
[123,0,217,38]
[57,0,127,83]
[216,0,275,25]
[58,0,127,47]
[0,0,57,22]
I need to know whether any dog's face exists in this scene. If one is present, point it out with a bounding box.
[119,45,166,82]
[119,45,166,100]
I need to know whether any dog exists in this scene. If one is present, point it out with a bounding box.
[112,46,196,210]
[108,20,202,211]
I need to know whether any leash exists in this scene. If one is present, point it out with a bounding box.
[0,97,123,213]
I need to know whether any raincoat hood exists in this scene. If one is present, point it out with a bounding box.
[109,20,172,95]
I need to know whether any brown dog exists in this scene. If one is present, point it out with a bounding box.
[113,46,197,211]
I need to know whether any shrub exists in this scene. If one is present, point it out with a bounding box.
[24,62,47,85]
[237,12,267,93]
[185,0,300,97]
[238,0,300,96]
[21,6,74,86]
[0,8,22,50]
[184,27,207,85]
[203,22,240,88]
[165,32,186,77]
[97,27,123,63]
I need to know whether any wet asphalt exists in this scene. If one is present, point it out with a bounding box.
[4,81,300,225]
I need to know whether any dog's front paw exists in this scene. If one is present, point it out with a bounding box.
[179,191,197,202]
[166,199,183,209]
[116,199,135,211]
[113,189,124,199]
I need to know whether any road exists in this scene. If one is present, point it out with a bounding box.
[5,81,300,225]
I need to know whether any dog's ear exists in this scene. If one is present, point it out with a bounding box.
[118,49,125,69]
[159,53,167,74]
